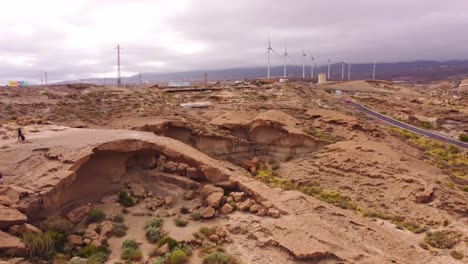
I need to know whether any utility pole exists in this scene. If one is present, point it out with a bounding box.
[372,62,376,80]
[327,59,331,80]
[203,72,208,84]
[348,63,351,80]
[139,72,142,85]
[44,72,48,86]
[310,57,314,79]
[341,61,345,80]
[115,44,121,86]
[104,72,107,86]
[40,70,43,85]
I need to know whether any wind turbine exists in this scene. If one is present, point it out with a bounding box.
[348,63,351,80]
[341,61,345,80]
[327,59,331,80]
[302,49,307,78]
[310,55,315,79]
[265,36,278,79]
[372,61,376,80]
[283,41,289,78]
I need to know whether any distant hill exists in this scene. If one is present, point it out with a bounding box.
[57,60,468,85]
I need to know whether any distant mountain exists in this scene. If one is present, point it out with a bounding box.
[57,60,468,85]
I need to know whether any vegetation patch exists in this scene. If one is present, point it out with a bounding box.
[87,208,106,223]
[174,218,187,227]
[118,191,135,207]
[450,250,464,260]
[424,230,462,249]
[113,223,128,237]
[121,239,142,262]
[22,232,56,262]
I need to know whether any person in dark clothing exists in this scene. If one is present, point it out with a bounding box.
[17,128,25,142]
[0,172,3,185]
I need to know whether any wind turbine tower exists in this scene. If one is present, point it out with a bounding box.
[348,63,351,80]
[310,56,315,78]
[283,41,288,78]
[302,49,306,78]
[327,59,331,80]
[341,61,345,80]
[372,61,376,80]
[265,36,277,79]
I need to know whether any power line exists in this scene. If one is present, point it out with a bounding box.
[115,44,121,86]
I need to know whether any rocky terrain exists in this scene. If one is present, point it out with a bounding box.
[0,79,467,264]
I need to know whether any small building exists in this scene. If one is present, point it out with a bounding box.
[168,81,191,87]
[318,73,327,84]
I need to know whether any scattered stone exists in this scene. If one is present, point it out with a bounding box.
[200,184,224,198]
[83,238,91,244]
[210,234,220,242]
[220,203,234,215]
[183,190,196,200]
[262,200,273,209]
[163,161,178,173]
[131,209,146,217]
[0,205,28,229]
[238,199,253,211]
[256,208,267,217]
[215,227,227,238]
[267,208,280,218]
[99,220,113,238]
[202,206,216,219]
[164,196,174,206]
[206,192,223,208]
[68,235,84,246]
[157,155,167,170]
[100,195,118,204]
[226,196,234,203]
[249,204,262,213]
[66,205,90,223]
[128,182,145,197]
[0,230,25,254]
[186,167,203,180]
[231,192,245,202]
[8,223,41,236]
[177,163,189,175]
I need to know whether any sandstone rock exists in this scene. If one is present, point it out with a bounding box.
[200,166,229,183]
[226,196,234,203]
[8,223,41,236]
[209,234,220,242]
[177,163,189,175]
[128,182,145,197]
[215,227,227,238]
[267,208,280,218]
[256,208,267,217]
[200,184,223,198]
[164,196,173,206]
[0,205,27,229]
[157,155,167,169]
[0,186,21,205]
[68,235,84,246]
[249,204,262,213]
[99,220,113,238]
[262,200,273,209]
[66,205,90,223]
[83,238,91,244]
[183,190,196,200]
[230,192,245,202]
[237,199,253,211]
[163,161,178,173]
[186,167,203,180]
[131,209,146,216]
[416,185,435,203]
[220,203,234,215]
[206,192,223,208]
[159,243,170,255]
[91,240,102,247]
[0,258,31,264]
[100,195,118,204]
[202,206,216,219]
[0,230,25,254]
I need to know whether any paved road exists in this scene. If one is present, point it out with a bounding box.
[349,101,468,149]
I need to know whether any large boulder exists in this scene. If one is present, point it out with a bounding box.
[206,192,223,208]
[0,230,26,254]
[202,206,216,219]
[8,223,41,236]
[128,182,145,197]
[0,205,27,229]
[237,199,253,211]
[66,205,90,223]
[200,184,223,198]
[220,203,234,215]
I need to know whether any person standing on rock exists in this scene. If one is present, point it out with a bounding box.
[17,128,25,142]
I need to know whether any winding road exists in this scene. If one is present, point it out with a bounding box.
[348,101,468,149]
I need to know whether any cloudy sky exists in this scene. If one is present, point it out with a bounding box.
[1,0,468,83]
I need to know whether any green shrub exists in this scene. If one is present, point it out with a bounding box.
[146,226,162,243]
[122,239,139,249]
[199,226,218,237]
[425,230,462,249]
[179,207,190,214]
[459,134,468,142]
[68,257,88,264]
[191,212,201,221]
[166,249,187,264]
[450,250,464,260]
[121,248,142,261]
[23,232,56,262]
[463,186,468,192]
[119,191,135,207]
[113,223,128,237]
[87,209,106,223]
[157,236,179,250]
[113,213,124,223]
[40,216,74,234]
[88,250,110,264]
[146,217,163,229]
[448,145,459,154]
[202,252,231,264]
[49,230,68,250]
[174,218,187,227]
[78,244,98,257]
